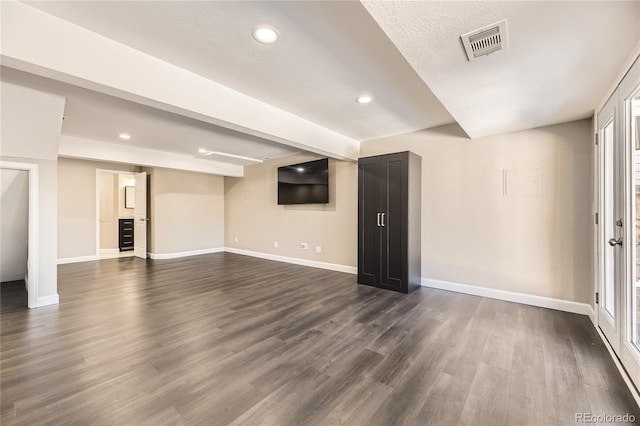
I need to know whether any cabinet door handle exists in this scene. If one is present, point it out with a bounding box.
[377,212,381,227]
[381,212,385,227]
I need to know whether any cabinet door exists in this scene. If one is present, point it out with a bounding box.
[380,153,407,289]
[358,157,382,285]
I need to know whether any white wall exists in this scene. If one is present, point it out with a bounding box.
[148,167,225,256]
[0,82,64,160]
[118,174,135,218]
[223,120,593,304]
[361,119,593,304]
[58,158,138,259]
[1,169,29,282]
[224,154,357,268]
[0,82,65,304]
[97,171,118,250]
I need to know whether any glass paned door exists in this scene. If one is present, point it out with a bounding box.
[632,94,640,351]
[614,56,640,387]
[598,91,622,354]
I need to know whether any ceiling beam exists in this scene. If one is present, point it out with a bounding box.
[1,2,360,161]
[59,136,244,177]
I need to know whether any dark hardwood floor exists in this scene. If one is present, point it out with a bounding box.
[1,253,638,425]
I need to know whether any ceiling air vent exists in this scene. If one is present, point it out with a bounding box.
[461,19,508,61]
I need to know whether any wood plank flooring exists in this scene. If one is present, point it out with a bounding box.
[1,253,638,425]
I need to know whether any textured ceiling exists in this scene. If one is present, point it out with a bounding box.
[24,0,455,141]
[362,1,640,138]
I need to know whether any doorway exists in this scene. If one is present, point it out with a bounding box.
[0,161,38,308]
[96,170,147,260]
[597,56,640,390]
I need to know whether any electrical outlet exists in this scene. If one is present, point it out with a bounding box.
[274,241,278,248]
[315,246,322,253]
[234,236,238,243]
[300,242,308,250]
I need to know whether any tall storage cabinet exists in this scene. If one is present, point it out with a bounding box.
[358,151,421,293]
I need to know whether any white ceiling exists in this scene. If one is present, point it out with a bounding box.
[3,1,639,172]
[1,67,299,166]
[23,0,454,141]
[362,1,640,139]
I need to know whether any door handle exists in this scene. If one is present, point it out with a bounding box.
[608,237,623,247]
[381,213,385,227]
[377,213,381,227]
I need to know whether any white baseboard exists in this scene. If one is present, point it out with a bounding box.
[35,293,59,307]
[58,255,99,265]
[588,304,597,326]
[149,247,225,260]
[421,278,592,316]
[594,325,640,409]
[225,247,357,275]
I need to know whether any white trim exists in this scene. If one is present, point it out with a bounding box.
[224,247,357,274]
[596,44,640,113]
[35,293,59,307]
[588,304,597,327]
[57,255,99,265]
[149,247,225,260]
[594,325,640,408]
[421,278,592,316]
[1,161,39,309]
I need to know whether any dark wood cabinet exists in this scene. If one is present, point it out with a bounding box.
[358,151,421,293]
[119,219,134,251]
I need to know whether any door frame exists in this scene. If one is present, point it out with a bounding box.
[595,52,640,399]
[0,161,39,309]
[619,56,640,388]
[596,92,622,352]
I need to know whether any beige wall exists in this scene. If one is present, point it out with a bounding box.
[97,171,118,250]
[58,158,138,259]
[150,167,224,255]
[224,154,357,267]
[361,119,593,303]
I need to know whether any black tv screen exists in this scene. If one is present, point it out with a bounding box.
[278,158,329,205]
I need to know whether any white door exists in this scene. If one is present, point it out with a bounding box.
[598,56,640,388]
[134,172,147,259]
[620,58,640,386]
[598,91,622,354]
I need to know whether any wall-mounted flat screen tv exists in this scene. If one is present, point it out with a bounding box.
[278,158,329,205]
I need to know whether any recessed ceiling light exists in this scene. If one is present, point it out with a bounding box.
[297,167,304,172]
[118,133,131,140]
[198,148,208,154]
[356,95,374,104]
[252,25,279,45]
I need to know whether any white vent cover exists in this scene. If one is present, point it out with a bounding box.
[461,20,508,61]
